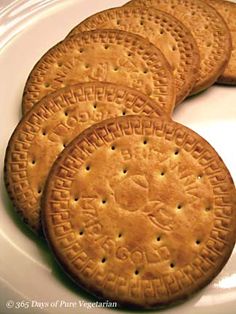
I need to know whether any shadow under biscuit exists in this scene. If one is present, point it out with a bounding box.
[173,88,208,116]
[38,241,98,303]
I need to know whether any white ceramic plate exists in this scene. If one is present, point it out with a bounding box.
[0,1,236,313]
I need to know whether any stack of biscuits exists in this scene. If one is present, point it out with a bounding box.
[4,0,236,309]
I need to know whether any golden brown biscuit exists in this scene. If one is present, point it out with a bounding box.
[4,82,166,233]
[206,0,236,85]
[125,0,232,94]
[67,7,200,105]
[42,115,236,308]
[22,29,175,115]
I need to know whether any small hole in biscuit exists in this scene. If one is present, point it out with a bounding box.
[85,64,90,69]
[93,103,97,109]
[143,69,148,74]
[134,270,139,275]
[192,11,196,16]
[79,48,84,53]
[196,240,201,245]
[42,131,47,136]
[122,111,126,116]
[206,42,211,47]
[170,263,175,268]
[86,166,90,171]
[102,199,107,204]
[140,21,144,26]
[114,67,119,71]
[111,145,116,150]
[160,29,164,35]
[104,44,109,49]
[44,82,50,88]
[32,160,36,165]
[74,197,79,201]
[79,230,84,235]
[63,143,66,148]
[177,204,182,209]
[174,149,179,155]
[38,189,42,194]
[143,139,147,144]
[101,257,106,263]
[117,20,121,25]
[205,207,211,212]
[58,62,63,67]
[161,172,165,176]
[157,236,161,241]
[118,233,122,238]
[172,46,177,51]
[64,111,68,116]
[123,169,127,174]
[127,52,132,57]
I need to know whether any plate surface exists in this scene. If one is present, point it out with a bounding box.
[0,1,236,313]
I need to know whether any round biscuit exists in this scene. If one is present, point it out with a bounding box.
[207,0,236,85]
[22,29,175,115]
[5,82,167,233]
[42,115,236,308]
[125,0,232,94]
[67,7,200,105]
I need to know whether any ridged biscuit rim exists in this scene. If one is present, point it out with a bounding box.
[42,115,236,308]
[22,29,175,115]
[125,0,232,94]
[66,6,200,105]
[206,0,236,85]
[5,82,167,233]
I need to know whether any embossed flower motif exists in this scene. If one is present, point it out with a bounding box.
[114,175,149,212]
[88,62,108,81]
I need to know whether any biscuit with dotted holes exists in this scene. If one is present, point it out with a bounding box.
[42,115,236,308]
[125,0,232,95]
[4,82,167,233]
[67,7,200,105]
[22,29,175,115]
[206,0,236,85]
